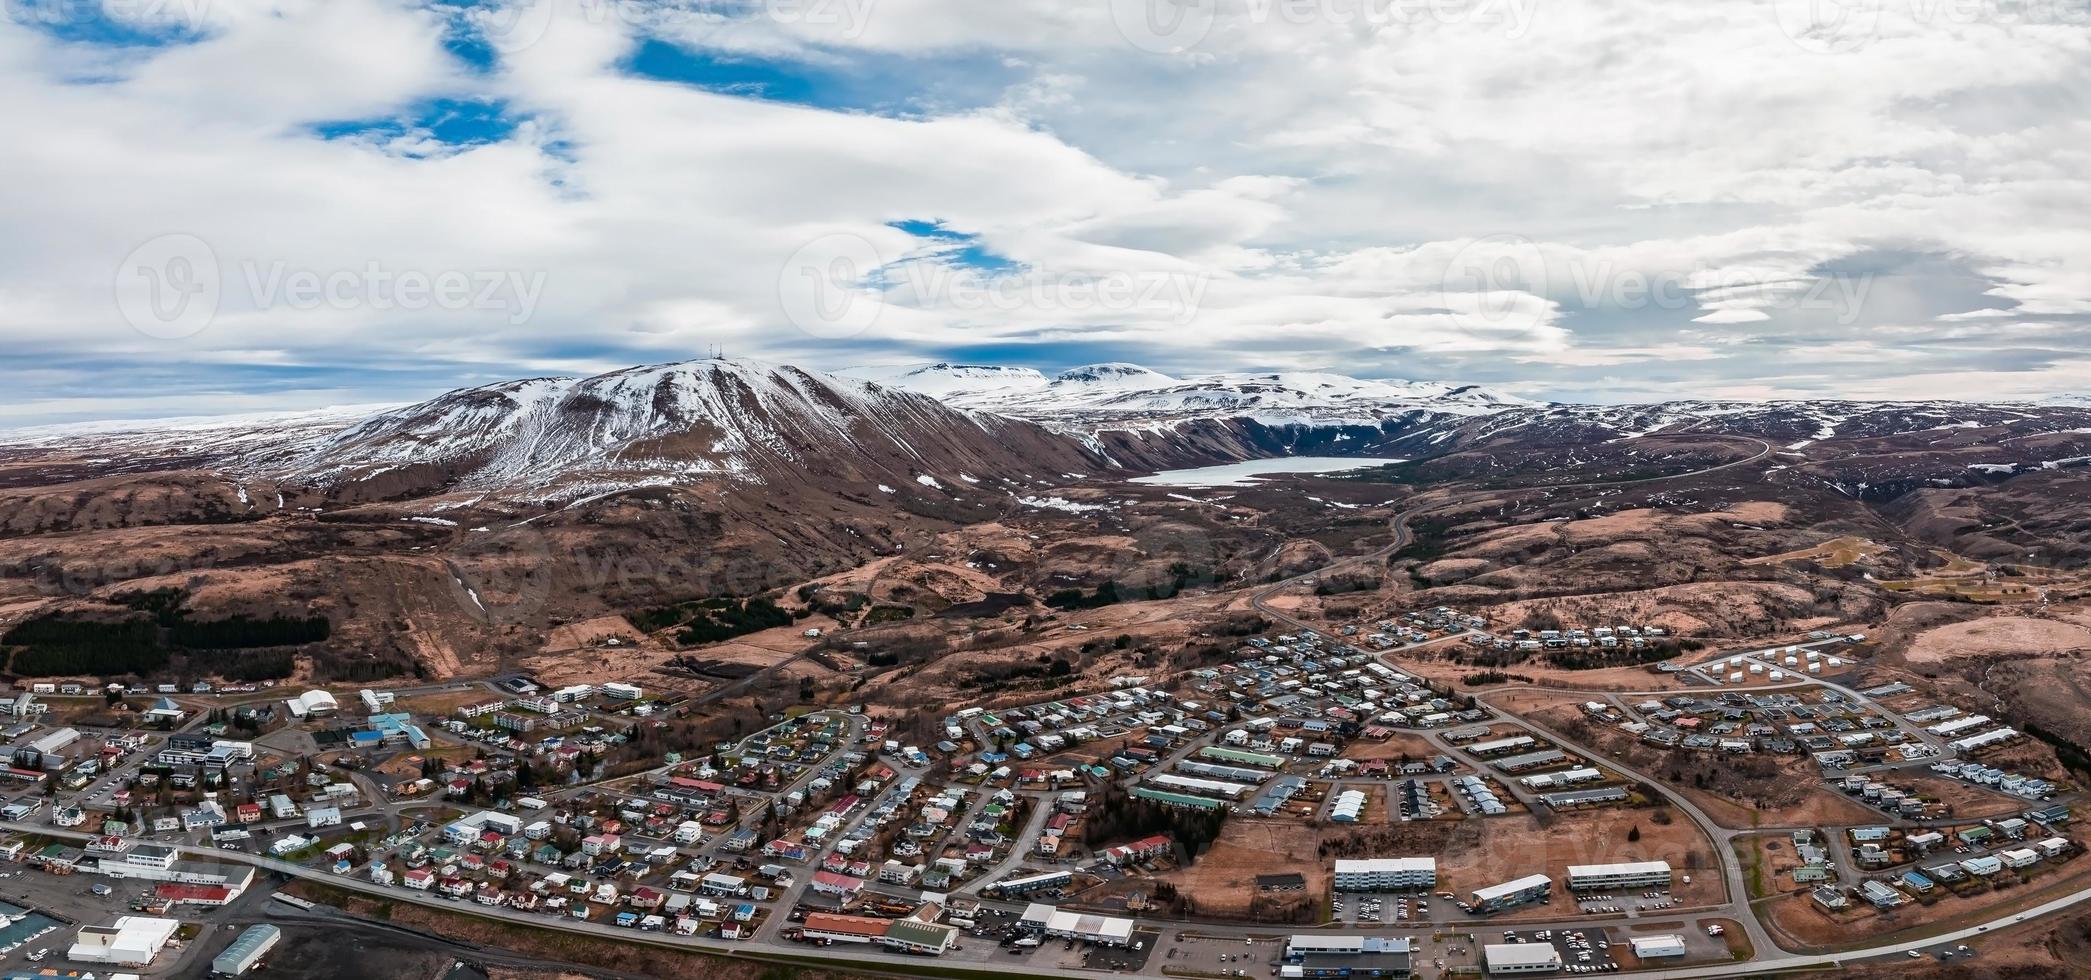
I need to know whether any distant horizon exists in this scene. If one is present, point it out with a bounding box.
[5,353,2084,434]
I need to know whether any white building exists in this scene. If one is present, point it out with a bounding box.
[67,916,181,966]
[1019,903,1136,946]
[359,689,396,713]
[1333,857,1437,892]
[1484,943,1563,974]
[1630,935,1688,959]
[285,690,339,720]
[1565,860,1672,891]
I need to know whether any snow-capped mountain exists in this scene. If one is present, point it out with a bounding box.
[250,358,1109,499]
[864,361,1537,425]
[17,356,2091,508]
[839,362,1049,400]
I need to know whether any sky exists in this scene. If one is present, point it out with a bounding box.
[3,0,2089,426]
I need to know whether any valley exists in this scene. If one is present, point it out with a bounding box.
[3,358,2091,980]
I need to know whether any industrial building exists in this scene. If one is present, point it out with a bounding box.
[801,913,893,945]
[1333,857,1437,892]
[1537,786,1629,809]
[1564,860,1672,891]
[1483,942,1563,974]
[880,918,959,956]
[1019,903,1136,946]
[1281,935,1413,978]
[66,916,181,966]
[212,924,282,975]
[1629,934,1688,959]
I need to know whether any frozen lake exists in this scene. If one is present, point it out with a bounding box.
[1130,456,1403,487]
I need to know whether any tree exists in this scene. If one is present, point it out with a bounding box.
[1627,825,1641,843]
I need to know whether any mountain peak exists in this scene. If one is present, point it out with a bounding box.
[1054,363,1175,385]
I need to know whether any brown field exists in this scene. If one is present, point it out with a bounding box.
[1900,775,2043,820]
[1439,807,1724,919]
[1903,615,2091,664]
[1743,535,1887,568]
[1342,731,1443,761]
[1397,648,1692,694]
[1674,760,1881,830]
[1170,804,1723,921]
[1158,820,1327,915]
[1736,835,1812,898]
[395,689,501,717]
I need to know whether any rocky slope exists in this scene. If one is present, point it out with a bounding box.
[239,359,1118,502]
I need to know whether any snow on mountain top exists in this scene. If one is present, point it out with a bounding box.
[266,357,998,492]
[0,403,396,443]
[841,362,1049,399]
[2030,394,2091,408]
[873,361,1536,422]
[1053,363,1178,386]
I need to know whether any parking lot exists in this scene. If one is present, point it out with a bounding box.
[1333,893,1442,924]
[1500,926,1618,973]
[1163,932,1279,977]
[1573,889,1678,915]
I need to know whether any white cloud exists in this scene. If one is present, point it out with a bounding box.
[0,0,2087,423]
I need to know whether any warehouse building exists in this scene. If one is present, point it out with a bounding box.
[802,913,890,945]
[1334,857,1437,892]
[880,918,958,956]
[1565,860,1672,891]
[1281,935,1413,978]
[1470,873,1552,912]
[66,916,181,966]
[1019,903,1136,946]
[1468,736,1538,757]
[1483,942,1563,974]
[212,924,282,975]
[1629,934,1687,959]
[1537,786,1628,809]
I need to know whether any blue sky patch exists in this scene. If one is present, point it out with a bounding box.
[9,0,210,47]
[309,98,521,154]
[619,35,1017,115]
[890,219,1020,273]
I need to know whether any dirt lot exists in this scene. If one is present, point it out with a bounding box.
[1737,835,1814,899]
[1904,615,2091,665]
[1157,819,1328,916]
[397,689,506,717]
[1743,536,1887,569]
[1401,645,1696,693]
[1901,775,2042,820]
[1173,805,1723,921]
[1439,807,1724,919]
[1342,731,1443,761]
